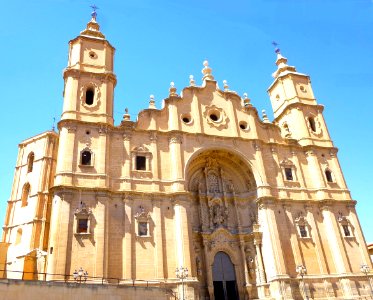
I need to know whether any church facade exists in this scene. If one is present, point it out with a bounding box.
[1,13,372,300]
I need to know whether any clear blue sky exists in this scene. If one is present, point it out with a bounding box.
[1,0,372,243]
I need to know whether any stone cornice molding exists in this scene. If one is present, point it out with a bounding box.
[273,102,324,123]
[63,68,117,85]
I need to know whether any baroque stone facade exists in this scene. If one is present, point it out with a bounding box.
[1,13,372,300]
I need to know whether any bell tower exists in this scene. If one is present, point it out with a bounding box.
[61,9,116,125]
[54,10,116,188]
[267,48,333,147]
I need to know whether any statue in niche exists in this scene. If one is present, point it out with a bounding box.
[196,256,202,276]
[209,201,227,228]
[249,211,257,226]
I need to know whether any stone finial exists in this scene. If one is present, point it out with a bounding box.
[149,94,156,109]
[243,93,252,107]
[189,75,195,86]
[202,60,214,81]
[262,110,270,123]
[223,80,229,91]
[123,108,130,121]
[169,82,177,96]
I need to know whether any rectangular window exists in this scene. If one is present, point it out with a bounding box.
[77,218,88,233]
[299,225,308,238]
[136,156,146,171]
[342,225,351,237]
[138,222,148,236]
[285,168,293,181]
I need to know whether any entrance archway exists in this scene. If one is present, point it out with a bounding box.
[212,252,239,300]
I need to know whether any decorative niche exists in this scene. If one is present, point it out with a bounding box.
[134,206,151,238]
[74,202,92,236]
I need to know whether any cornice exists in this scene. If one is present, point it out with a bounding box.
[274,102,324,123]
[63,68,117,85]
[18,130,58,147]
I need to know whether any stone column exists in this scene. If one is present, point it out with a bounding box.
[347,203,372,268]
[254,237,267,300]
[46,192,72,281]
[149,132,159,192]
[98,127,109,188]
[254,241,266,284]
[239,241,251,298]
[320,203,352,297]
[169,135,183,192]
[95,194,108,279]
[252,142,271,197]
[173,200,192,269]
[283,204,303,268]
[153,199,164,279]
[258,200,288,300]
[304,149,324,191]
[304,205,334,298]
[304,205,328,274]
[55,125,76,186]
[123,197,133,280]
[258,200,287,275]
[122,131,132,190]
[203,239,214,300]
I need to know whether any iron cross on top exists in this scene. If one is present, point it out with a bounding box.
[90,5,99,18]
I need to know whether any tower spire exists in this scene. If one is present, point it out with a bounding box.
[271,42,297,78]
[80,5,105,39]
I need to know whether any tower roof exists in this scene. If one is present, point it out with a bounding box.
[80,8,105,39]
[272,52,298,78]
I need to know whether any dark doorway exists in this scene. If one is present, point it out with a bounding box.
[212,252,239,300]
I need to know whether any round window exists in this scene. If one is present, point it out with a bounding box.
[181,113,192,124]
[209,112,220,122]
[89,51,97,59]
[239,121,248,130]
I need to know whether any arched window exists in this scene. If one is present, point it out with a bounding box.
[85,88,94,105]
[21,183,30,207]
[325,169,333,183]
[27,152,34,173]
[309,117,316,132]
[15,228,22,245]
[81,150,92,166]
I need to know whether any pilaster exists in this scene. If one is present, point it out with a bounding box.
[123,196,133,279]
[46,192,72,280]
[153,199,164,278]
[169,134,183,192]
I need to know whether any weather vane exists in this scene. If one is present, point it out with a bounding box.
[90,5,99,19]
[272,41,281,54]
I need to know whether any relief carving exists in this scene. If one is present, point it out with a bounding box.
[208,198,228,229]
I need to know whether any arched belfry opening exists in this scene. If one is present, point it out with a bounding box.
[186,149,263,300]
